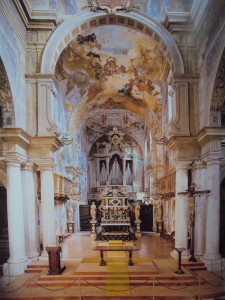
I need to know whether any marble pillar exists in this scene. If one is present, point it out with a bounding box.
[5,161,28,275]
[21,162,39,260]
[40,165,56,257]
[202,158,221,271]
[171,162,189,259]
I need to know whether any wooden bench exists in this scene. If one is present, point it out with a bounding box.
[93,243,139,266]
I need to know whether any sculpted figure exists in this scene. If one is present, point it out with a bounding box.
[67,205,74,223]
[90,202,96,221]
[135,202,140,221]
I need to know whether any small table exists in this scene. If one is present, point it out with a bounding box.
[93,243,139,266]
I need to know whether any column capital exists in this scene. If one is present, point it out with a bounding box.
[21,161,38,172]
[37,159,55,172]
[30,136,63,167]
[6,160,22,168]
[197,127,224,160]
[192,160,207,170]
[175,161,192,171]
[0,128,31,163]
[167,136,200,161]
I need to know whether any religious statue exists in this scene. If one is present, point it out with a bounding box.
[156,202,163,222]
[67,205,74,223]
[91,202,96,221]
[134,202,140,221]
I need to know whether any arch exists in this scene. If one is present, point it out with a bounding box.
[41,10,184,76]
[0,58,15,128]
[204,20,225,127]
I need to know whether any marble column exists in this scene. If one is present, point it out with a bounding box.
[171,162,189,259]
[40,164,56,257]
[203,158,221,270]
[6,161,28,275]
[192,161,207,258]
[21,162,39,260]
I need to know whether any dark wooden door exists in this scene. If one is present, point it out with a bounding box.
[79,205,91,231]
[140,204,153,232]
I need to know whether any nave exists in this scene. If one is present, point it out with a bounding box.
[0,233,225,299]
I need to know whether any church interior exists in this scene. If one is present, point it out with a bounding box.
[0,0,225,298]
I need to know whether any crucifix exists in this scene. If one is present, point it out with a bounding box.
[178,183,210,262]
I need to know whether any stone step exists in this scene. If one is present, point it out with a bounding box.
[25,264,47,273]
[28,274,204,288]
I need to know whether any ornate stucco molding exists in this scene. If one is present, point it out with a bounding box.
[83,0,139,15]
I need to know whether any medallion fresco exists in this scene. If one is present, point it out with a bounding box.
[55,26,167,133]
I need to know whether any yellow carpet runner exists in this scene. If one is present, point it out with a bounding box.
[105,240,131,296]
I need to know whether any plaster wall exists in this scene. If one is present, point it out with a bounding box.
[0,2,27,130]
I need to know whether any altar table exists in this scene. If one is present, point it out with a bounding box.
[93,242,139,266]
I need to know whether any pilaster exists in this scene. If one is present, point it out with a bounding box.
[36,74,61,137]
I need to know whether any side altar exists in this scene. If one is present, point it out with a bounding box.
[94,187,138,240]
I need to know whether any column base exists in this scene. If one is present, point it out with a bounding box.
[4,257,29,276]
[170,249,190,260]
[201,255,222,272]
[27,251,40,261]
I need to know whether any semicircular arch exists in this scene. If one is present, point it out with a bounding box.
[41,10,184,76]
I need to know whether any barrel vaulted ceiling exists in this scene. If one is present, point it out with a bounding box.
[29,0,194,142]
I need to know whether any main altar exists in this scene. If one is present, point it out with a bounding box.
[94,187,139,241]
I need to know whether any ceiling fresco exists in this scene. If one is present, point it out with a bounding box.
[55,25,168,135]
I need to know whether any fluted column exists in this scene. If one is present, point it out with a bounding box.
[6,161,28,275]
[21,162,39,260]
[203,158,221,269]
[171,162,189,259]
[192,161,207,257]
[39,163,56,257]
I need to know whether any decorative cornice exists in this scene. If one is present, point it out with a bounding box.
[30,136,63,153]
[197,127,225,147]
[163,11,192,33]
[0,128,31,149]
[13,0,58,30]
